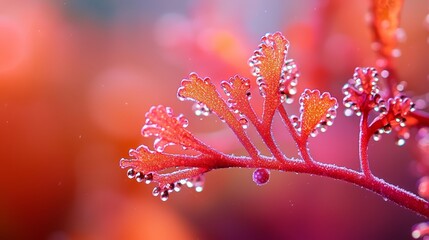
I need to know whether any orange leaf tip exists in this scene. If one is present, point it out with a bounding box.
[141,105,203,152]
[298,89,338,138]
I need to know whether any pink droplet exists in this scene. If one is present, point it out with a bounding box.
[253,168,270,186]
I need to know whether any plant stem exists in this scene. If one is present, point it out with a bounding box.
[213,154,429,217]
[360,111,373,177]
[278,105,314,165]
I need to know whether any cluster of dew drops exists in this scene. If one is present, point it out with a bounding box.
[342,67,416,146]
[247,35,299,104]
[126,168,204,201]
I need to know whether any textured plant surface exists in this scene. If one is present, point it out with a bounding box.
[120,0,429,237]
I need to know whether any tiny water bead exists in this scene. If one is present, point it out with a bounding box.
[290,115,300,128]
[239,117,249,129]
[135,172,144,183]
[126,169,155,184]
[396,138,406,146]
[152,187,161,197]
[149,175,207,201]
[342,67,381,116]
[174,182,182,192]
[145,173,153,184]
[127,168,136,179]
[189,175,205,192]
[373,131,382,141]
[279,59,300,104]
[310,129,319,138]
[160,190,169,201]
[253,168,270,186]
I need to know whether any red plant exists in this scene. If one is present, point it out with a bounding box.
[120,0,429,236]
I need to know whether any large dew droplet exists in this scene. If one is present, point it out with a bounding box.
[252,168,270,186]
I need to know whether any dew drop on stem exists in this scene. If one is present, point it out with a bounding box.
[145,173,153,184]
[373,131,381,141]
[135,172,144,183]
[239,118,249,129]
[253,168,270,186]
[160,190,169,201]
[174,182,182,192]
[127,168,136,179]
[152,187,161,197]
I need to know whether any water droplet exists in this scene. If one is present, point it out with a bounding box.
[396,138,406,146]
[127,168,136,179]
[253,168,270,186]
[145,173,153,184]
[240,118,249,129]
[252,66,261,77]
[327,109,337,119]
[174,182,182,192]
[186,180,194,188]
[193,175,205,192]
[288,86,297,95]
[373,132,381,141]
[285,97,294,104]
[383,124,392,134]
[258,83,267,97]
[343,100,352,108]
[165,183,175,193]
[379,106,387,115]
[195,186,204,192]
[135,172,144,183]
[160,190,169,201]
[179,117,189,128]
[152,187,161,197]
[410,103,416,112]
[246,92,252,100]
[310,129,319,137]
[290,115,299,128]
[319,123,328,133]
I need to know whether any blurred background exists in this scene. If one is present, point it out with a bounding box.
[0,0,428,239]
